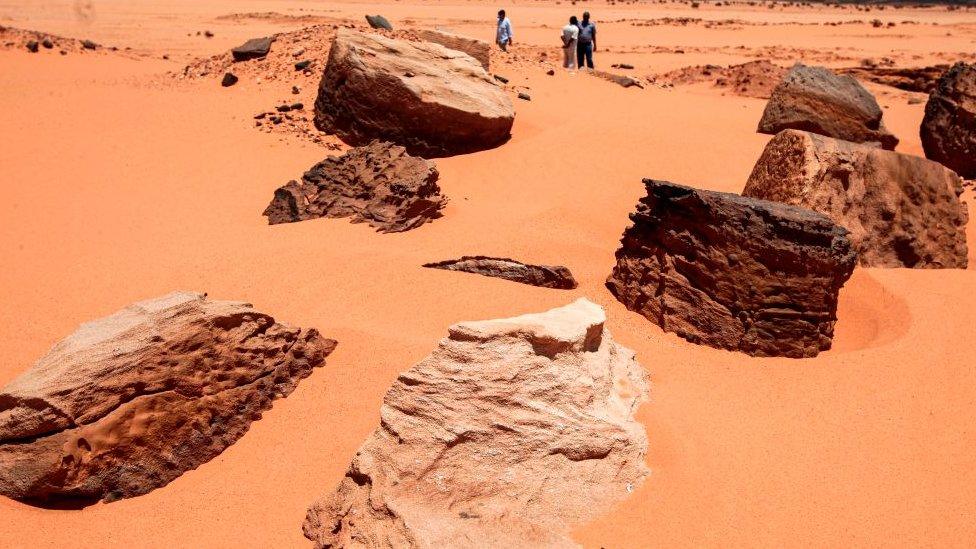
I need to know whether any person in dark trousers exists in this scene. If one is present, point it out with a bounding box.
[576,11,596,69]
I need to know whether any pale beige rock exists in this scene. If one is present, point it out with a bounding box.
[314,29,514,157]
[744,129,968,268]
[303,298,649,548]
[418,29,490,70]
[0,291,334,503]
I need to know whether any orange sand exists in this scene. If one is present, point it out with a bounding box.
[1,0,975,547]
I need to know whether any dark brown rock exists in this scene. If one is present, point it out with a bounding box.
[606,180,856,358]
[263,141,447,233]
[220,72,238,87]
[0,292,334,503]
[423,256,578,289]
[592,70,644,88]
[920,62,976,178]
[744,129,968,268]
[364,15,392,30]
[758,64,898,150]
[231,36,272,61]
[314,30,514,157]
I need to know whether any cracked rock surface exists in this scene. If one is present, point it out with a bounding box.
[745,129,968,268]
[314,29,514,157]
[423,256,578,289]
[263,141,446,233]
[607,180,856,358]
[0,291,334,503]
[303,298,648,548]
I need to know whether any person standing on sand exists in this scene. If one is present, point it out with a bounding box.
[562,16,579,71]
[496,10,513,52]
[576,11,597,70]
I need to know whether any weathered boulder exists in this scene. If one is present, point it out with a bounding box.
[423,256,578,289]
[364,15,392,30]
[231,36,272,61]
[262,141,446,233]
[0,292,334,503]
[758,64,898,150]
[745,129,969,268]
[920,62,976,178]
[303,299,648,548]
[418,29,490,70]
[607,180,856,358]
[314,30,514,157]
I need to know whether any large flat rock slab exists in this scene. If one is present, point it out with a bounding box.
[745,129,968,268]
[303,299,648,548]
[607,180,856,358]
[758,63,898,150]
[314,29,514,157]
[0,292,334,503]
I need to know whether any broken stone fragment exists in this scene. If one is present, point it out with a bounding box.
[423,256,577,289]
[263,141,447,233]
[303,298,648,548]
[0,291,335,503]
[607,179,856,358]
[744,129,968,268]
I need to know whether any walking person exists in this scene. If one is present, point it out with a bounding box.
[561,16,579,71]
[576,11,596,70]
[496,10,513,52]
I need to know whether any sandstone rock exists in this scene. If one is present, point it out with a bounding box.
[263,141,446,233]
[303,299,648,548]
[0,292,334,503]
[744,129,969,268]
[423,256,578,289]
[920,62,976,178]
[314,30,514,157]
[231,36,272,61]
[607,180,855,358]
[364,15,392,30]
[418,29,490,70]
[758,64,898,150]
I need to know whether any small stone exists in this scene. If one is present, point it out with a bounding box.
[290,102,304,110]
[292,47,305,58]
[41,39,53,49]
[221,72,239,87]
[518,92,531,101]
[546,69,555,76]
[82,39,97,50]
[292,86,301,95]
[364,14,393,30]
[276,104,292,112]
[25,40,38,53]
[204,30,214,38]
[494,74,510,84]
[295,60,311,71]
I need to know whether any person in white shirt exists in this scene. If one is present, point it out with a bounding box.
[561,16,580,71]
[496,10,513,51]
